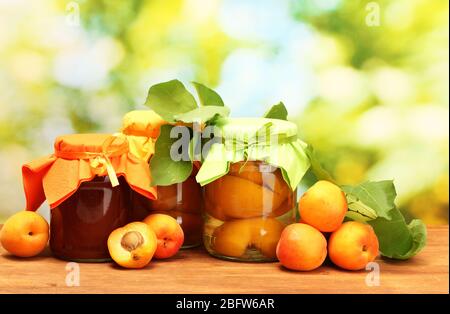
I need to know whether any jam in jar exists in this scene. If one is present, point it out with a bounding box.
[50,176,129,262]
[21,133,156,262]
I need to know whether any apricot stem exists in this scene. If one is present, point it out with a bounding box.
[121,231,144,251]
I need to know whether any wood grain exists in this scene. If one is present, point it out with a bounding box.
[0,226,448,294]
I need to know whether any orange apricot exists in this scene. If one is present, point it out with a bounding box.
[212,218,285,259]
[204,196,295,221]
[213,220,252,258]
[143,214,184,259]
[298,180,348,232]
[276,223,327,271]
[204,195,229,221]
[229,162,289,195]
[205,175,288,220]
[0,211,49,257]
[107,222,157,268]
[250,218,285,259]
[328,221,379,271]
[150,210,202,247]
[229,162,264,185]
[205,162,294,221]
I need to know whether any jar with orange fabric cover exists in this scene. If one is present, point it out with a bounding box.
[121,110,204,248]
[22,134,156,262]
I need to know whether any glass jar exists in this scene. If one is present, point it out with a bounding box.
[122,110,203,248]
[50,176,129,262]
[129,175,203,248]
[196,117,310,262]
[203,161,296,262]
[22,133,156,263]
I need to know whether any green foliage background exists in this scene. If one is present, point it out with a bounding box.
[0,0,448,224]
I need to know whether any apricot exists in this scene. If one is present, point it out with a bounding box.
[205,175,289,220]
[213,220,252,258]
[204,196,228,221]
[229,162,264,185]
[276,223,327,271]
[229,162,289,196]
[250,218,286,259]
[143,213,184,259]
[205,193,294,222]
[107,222,157,268]
[328,221,379,271]
[205,162,292,220]
[298,180,348,232]
[212,218,285,259]
[150,210,202,247]
[0,211,49,257]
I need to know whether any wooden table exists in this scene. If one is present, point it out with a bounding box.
[0,226,448,294]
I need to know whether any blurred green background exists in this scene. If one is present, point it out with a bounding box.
[0,0,448,224]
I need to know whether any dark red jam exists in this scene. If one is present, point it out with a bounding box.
[50,176,129,261]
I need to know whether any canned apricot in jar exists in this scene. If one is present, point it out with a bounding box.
[196,118,310,262]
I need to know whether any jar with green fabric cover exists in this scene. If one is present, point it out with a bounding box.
[196,118,311,262]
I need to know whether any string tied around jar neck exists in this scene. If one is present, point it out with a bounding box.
[54,133,129,187]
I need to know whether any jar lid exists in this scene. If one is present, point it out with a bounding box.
[22,133,156,212]
[196,118,310,191]
[121,110,165,138]
[217,118,298,142]
[54,133,127,156]
[121,110,166,162]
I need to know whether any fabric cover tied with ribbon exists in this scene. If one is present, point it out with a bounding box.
[22,133,157,211]
[196,118,311,190]
[120,109,202,171]
[120,110,166,162]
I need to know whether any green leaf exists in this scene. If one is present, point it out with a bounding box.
[149,125,193,186]
[263,102,288,120]
[304,145,336,183]
[344,193,378,221]
[173,106,230,124]
[145,79,197,123]
[343,180,427,260]
[342,180,396,220]
[302,148,427,260]
[192,82,225,106]
[368,208,427,260]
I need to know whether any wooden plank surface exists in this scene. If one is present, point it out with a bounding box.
[0,226,448,294]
